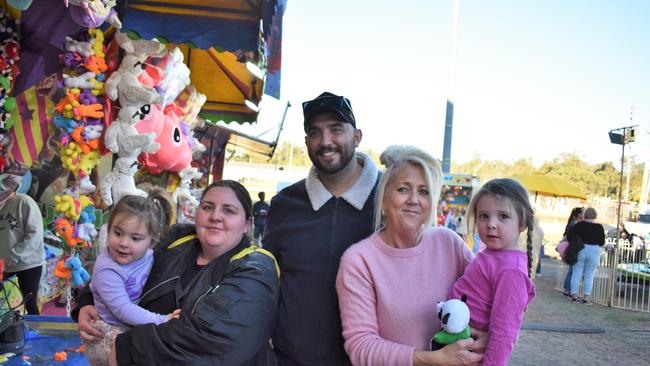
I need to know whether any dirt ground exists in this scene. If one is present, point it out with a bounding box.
[510,258,650,365]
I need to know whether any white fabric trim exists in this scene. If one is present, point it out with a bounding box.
[305,152,378,211]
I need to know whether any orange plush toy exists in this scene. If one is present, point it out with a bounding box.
[54,260,71,280]
[55,217,85,248]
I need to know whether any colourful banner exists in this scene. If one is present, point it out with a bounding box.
[8,85,54,167]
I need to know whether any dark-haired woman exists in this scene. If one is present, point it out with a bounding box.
[74,180,280,365]
[561,207,584,296]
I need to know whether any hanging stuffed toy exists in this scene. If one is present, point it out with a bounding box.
[99,154,147,206]
[172,166,202,207]
[430,296,471,351]
[103,32,165,106]
[134,104,196,173]
[103,104,158,156]
[65,256,90,287]
[65,0,122,29]
[144,48,190,107]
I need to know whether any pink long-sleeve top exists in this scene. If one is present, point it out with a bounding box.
[449,248,535,366]
[336,227,473,366]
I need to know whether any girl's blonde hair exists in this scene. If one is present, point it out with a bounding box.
[373,145,443,232]
[467,178,535,277]
[107,186,177,245]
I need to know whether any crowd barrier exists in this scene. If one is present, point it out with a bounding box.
[555,238,650,312]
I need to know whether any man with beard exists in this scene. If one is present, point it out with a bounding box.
[263,92,380,365]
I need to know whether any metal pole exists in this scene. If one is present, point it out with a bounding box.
[625,159,631,202]
[609,137,626,306]
[441,0,460,173]
[268,101,292,159]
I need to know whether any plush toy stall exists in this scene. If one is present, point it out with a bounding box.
[0,0,285,363]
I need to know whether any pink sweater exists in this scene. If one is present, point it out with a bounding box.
[336,227,473,366]
[449,249,535,366]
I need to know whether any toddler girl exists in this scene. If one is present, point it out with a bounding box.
[449,178,536,366]
[85,188,179,365]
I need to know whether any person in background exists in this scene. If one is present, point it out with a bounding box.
[567,207,605,305]
[336,145,486,366]
[619,223,630,242]
[449,178,536,365]
[561,207,584,296]
[454,215,467,240]
[0,173,45,315]
[263,91,380,365]
[531,219,545,278]
[253,191,270,243]
[445,208,457,231]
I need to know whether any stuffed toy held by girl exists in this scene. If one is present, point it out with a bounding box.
[430,295,471,351]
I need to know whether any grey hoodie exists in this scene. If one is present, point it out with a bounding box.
[0,193,45,272]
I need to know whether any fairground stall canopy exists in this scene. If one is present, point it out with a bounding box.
[121,0,286,124]
[11,0,286,179]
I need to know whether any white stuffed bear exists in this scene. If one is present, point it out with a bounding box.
[64,71,97,89]
[172,166,203,207]
[76,222,98,241]
[104,104,159,156]
[100,155,147,207]
[65,36,94,57]
[84,124,103,140]
[104,32,165,106]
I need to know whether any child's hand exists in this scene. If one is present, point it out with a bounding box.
[469,327,488,354]
[167,309,181,321]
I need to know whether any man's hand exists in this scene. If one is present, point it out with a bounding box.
[77,305,103,341]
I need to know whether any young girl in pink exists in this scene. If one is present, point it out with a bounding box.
[449,178,536,366]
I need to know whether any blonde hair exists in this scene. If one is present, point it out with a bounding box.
[373,145,442,232]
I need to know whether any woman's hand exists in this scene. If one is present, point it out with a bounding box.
[468,327,488,354]
[108,339,118,366]
[77,305,103,342]
[413,338,483,366]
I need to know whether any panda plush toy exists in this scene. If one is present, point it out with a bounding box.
[430,295,471,350]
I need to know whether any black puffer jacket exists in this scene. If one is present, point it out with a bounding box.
[75,224,280,366]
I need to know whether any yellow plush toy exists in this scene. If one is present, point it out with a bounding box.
[54,194,79,221]
[54,194,94,222]
[60,141,83,172]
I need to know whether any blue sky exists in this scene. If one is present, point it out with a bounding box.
[243,0,650,167]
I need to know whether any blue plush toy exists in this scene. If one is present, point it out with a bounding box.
[79,205,96,224]
[65,256,90,287]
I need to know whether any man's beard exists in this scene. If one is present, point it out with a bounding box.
[309,144,355,175]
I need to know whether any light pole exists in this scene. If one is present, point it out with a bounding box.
[607,124,637,306]
[441,0,460,173]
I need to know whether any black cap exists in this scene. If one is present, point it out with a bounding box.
[302,92,356,132]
